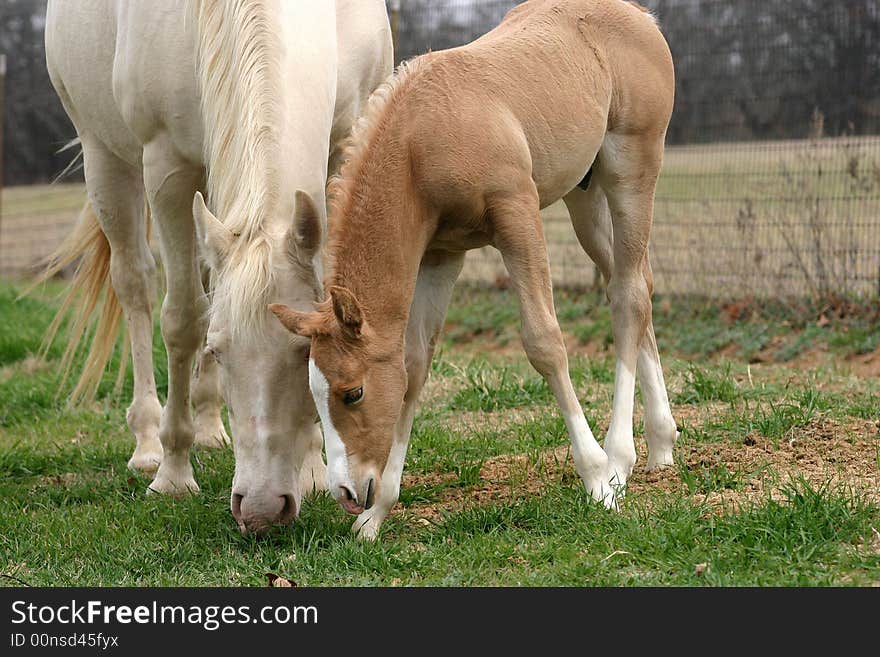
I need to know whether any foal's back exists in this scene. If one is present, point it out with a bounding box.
[405,0,674,207]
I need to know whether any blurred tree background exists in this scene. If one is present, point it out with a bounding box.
[1,0,878,184]
[0,0,74,185]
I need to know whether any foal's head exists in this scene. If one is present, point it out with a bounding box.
[269,286,407,515]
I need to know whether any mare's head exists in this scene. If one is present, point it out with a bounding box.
[193,191,325,535]
[269,283,407,516]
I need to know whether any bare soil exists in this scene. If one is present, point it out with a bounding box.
[399,414,879,526]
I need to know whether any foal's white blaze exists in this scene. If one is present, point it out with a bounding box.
[308,358,351,501]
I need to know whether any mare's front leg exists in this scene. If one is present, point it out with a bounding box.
[353,252,465,540]
[492,184,614,508]
[143,137,206,496]
[80,137,163,473]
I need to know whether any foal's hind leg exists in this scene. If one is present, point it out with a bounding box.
[592,133,668,489]
[81,138,163,472]
[143,136,206,496]
[492,186,613,507]
[352,252,465,540]
[563,183,677,472]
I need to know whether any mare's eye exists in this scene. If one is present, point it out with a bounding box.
[342,387,364,406]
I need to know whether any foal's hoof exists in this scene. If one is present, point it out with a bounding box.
[351,510,383,541]
[586,480,618,511]
[645,452,675,471]
[645,427,679,471]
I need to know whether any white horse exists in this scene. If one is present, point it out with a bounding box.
[41,0,392,534]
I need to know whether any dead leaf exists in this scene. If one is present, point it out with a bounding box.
[694,563,709,576]
[265,573,297,588]
[816,314,830,328]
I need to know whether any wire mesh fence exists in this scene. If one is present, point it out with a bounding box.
[1,0,878,299]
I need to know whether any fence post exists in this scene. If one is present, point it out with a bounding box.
[0,54,6,273]
[389,0,401,62]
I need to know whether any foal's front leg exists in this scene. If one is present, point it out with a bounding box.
[492,189,614,508]
[352,253,465,540]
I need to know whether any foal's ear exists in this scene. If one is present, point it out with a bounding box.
[268,303,324,338]
[287,190,323,262]
[193,192,233,270]
[328,285,365,339]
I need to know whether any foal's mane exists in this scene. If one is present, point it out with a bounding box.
[325,57,429,282]
[192,0,281,340]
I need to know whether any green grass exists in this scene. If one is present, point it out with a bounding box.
[1,281,878,586]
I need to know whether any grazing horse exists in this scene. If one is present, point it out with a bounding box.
[270,0,678,539]
[41,0,392,534]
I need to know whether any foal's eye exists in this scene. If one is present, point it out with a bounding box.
[342,387,364,406]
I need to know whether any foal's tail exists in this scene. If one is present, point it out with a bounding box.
[22,200,135,405]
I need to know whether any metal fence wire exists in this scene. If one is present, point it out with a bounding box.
[0,0,878,299]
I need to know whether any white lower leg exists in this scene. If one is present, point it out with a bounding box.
[192,349,230,449]
[353,438,408,540]
[149,355,199,496]
[562,411,614,508]
[125,313,163,473]
[637,328,677,470]
[126,394,163,473]
[148,301,205,497]
[604,359,638,490]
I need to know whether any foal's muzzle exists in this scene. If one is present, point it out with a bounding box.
[335,476,375,515]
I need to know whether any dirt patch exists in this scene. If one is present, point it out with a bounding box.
[845,344,880,379]
[398,415,879,526]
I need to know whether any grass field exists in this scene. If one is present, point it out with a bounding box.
[1,279,878,586]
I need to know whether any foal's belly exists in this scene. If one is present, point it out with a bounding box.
[429,224,494,252]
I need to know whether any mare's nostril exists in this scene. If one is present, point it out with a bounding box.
[231,493,245,532]
[278,494,297,524]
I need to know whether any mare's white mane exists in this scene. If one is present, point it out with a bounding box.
[193,0,282,340]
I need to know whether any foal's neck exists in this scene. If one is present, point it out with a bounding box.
[327,158,435,341]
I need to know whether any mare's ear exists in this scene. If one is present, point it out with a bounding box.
[193,192,233,271]
[287,190,323,263]
[268,304,325,338]
[328,285,365,339]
